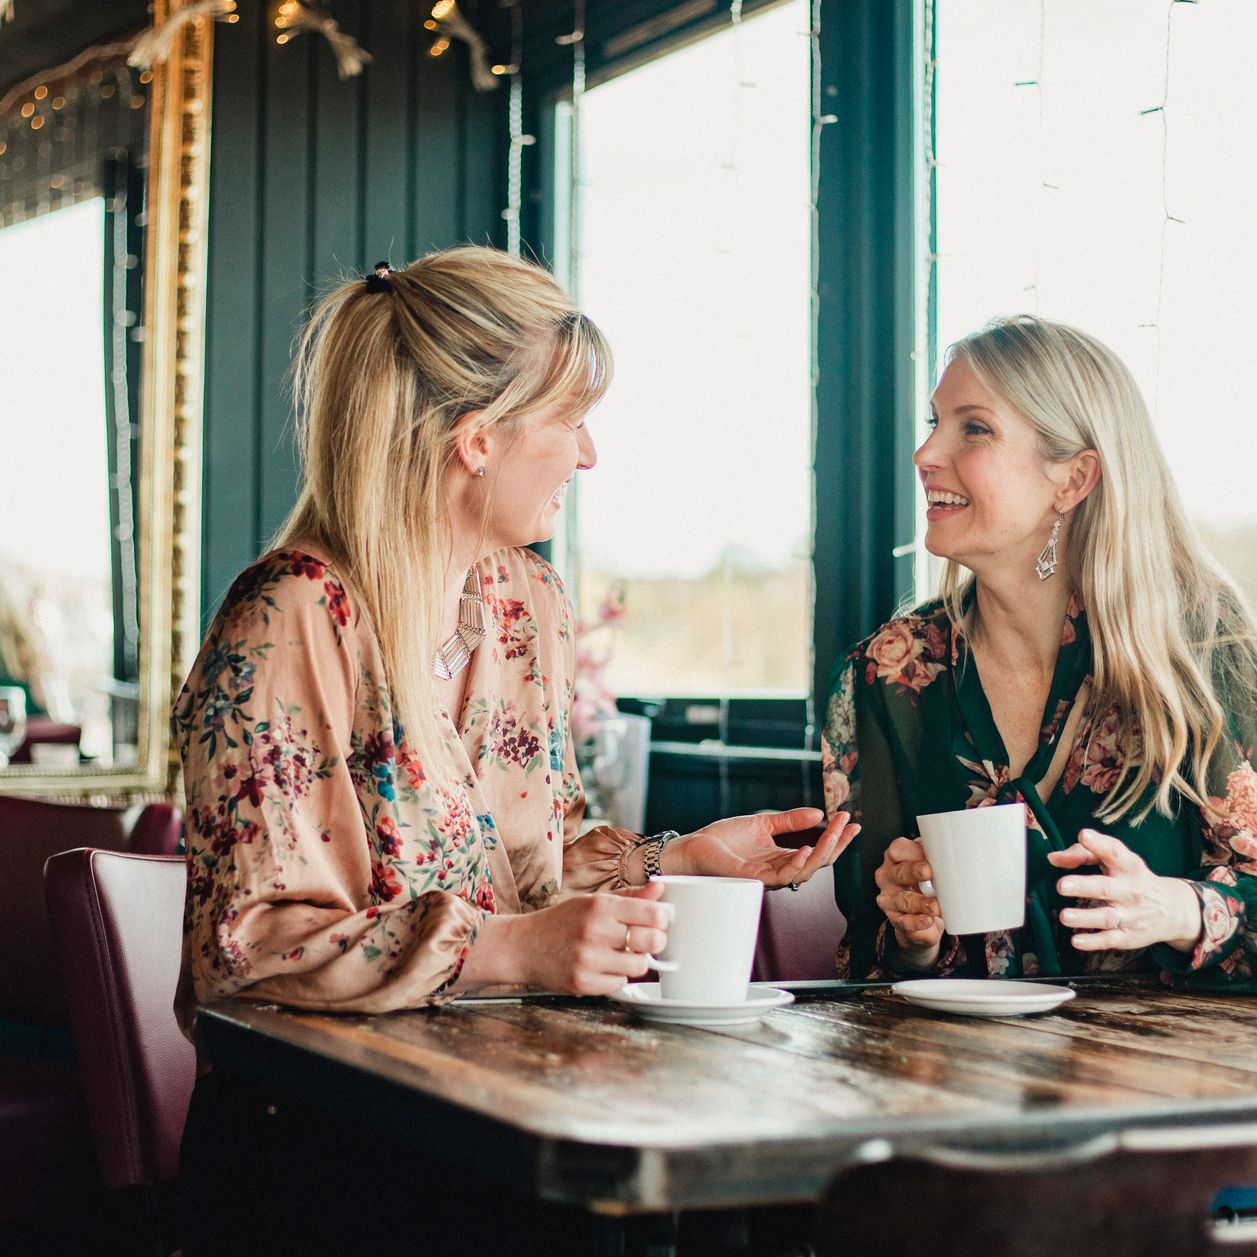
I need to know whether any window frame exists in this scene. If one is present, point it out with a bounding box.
[517,0,921,753]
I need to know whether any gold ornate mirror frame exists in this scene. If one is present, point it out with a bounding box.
[0,0,211,802]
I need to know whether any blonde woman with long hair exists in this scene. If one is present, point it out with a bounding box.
[174,247,856,1257]
[824,315,1257,990]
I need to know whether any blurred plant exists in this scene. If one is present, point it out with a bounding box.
[571,583,626,747]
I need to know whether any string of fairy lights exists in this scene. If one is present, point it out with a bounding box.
[1138,0,1196,418]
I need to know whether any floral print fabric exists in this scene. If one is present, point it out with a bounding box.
[175,545,635,1028]
[822,596,1257,990]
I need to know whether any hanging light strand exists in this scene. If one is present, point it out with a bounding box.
[427,1,499,91]
[558,0,585,293]
[500,1,533,258]
[274,1,372,79]
[1136,0,1195,420]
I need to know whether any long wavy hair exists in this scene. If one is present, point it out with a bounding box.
[276,246,611,781]
[940,315,1257,822]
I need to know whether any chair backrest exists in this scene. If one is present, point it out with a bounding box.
[817,1125,1257,1257]
[44,848,194,1191]
[751,864,844,981]
[0,797,181,1025]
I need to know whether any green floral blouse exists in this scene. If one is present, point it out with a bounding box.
[822,593,1257,990]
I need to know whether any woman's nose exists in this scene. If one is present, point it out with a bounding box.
[577,426,597,471]
[912,428,939,470]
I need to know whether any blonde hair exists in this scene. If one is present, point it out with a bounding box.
[277,246,611,781]
[940,315,1257,822]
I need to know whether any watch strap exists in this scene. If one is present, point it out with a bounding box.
[640,829,679,880]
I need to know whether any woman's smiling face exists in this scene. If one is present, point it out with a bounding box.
[484,394,598,549]
[913,356,1064,576]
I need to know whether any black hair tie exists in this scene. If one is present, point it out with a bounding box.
[365,261,393,293]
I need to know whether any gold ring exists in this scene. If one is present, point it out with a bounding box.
[624,926,633,953]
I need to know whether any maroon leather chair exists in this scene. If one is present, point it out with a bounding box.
[0,797,182,1235]
[751,823,846,982]
[752,863,845,981]
[46,849,193,1256]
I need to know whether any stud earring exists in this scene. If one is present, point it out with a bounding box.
[475,466,487,478]
[1035,512,1063,581]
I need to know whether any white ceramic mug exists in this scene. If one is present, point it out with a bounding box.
[652,875,764,1004]
[916,803,1026,935]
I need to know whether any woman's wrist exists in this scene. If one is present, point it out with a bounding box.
[622,831,691,884]
[1160,878,1205,954]
[453,914,530,988]
[893,933,943,970]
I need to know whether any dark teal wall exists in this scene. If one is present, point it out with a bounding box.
[200,0,506,620]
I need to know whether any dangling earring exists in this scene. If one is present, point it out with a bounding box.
[1035,512,1063,581]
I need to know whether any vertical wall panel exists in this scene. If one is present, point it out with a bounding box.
[361,0,410,266]
[410,42,462,253]
[310,0,365,291]
[203,3,263,620]
[257,33,313,546]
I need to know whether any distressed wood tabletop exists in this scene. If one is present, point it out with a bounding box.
[197,980,1257,1213]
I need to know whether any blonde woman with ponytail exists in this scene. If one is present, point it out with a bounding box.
[174,247,856,1257]
[824,315,1257,991]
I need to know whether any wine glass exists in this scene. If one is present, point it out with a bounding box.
[0,686,28,768]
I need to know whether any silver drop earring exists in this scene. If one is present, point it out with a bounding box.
[1035,512,1063,581]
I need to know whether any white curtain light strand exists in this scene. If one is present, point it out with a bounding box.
[128,0,238,70]
[501,1,533,258]
[1138,0,1193,422]
[429,2,499,92]
[560,0,585,295]
[274,1,372,80]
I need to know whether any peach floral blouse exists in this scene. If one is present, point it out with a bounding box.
[174,545,636,1031]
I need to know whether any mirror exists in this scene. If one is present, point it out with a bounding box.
[0,1,210,799]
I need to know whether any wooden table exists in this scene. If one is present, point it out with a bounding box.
[197,979,1257,1215]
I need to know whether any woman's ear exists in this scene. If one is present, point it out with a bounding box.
[1056,449,1101,513]
[451,411,492,478]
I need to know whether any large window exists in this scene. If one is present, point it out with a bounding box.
[0,199,115,758]
[930,0,1257,608]
[555,0,813,699]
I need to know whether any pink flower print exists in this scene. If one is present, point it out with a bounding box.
[323,580,351,626]
[866,621,922,681]
[865,619,945,694]
[370,860,403,902]
[290,553,325,580]
[375,815,402,858]
[1079,707,1140,795]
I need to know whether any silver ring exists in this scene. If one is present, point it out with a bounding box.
[1112,906,1123,930]
[624,926,633,952]
[787,882,800,893]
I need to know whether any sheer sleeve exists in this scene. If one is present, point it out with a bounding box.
[1154,665,1257,990]
[175,555,480,1023]
[826,652,898,977]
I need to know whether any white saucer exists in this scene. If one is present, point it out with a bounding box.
[610,983,795,1026]
[892,978,1076,1018]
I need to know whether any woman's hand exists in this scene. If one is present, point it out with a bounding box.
[458,883,672,995]
[874,837,944,961]
[1048,828,1202,953]
[665,807,860,889]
